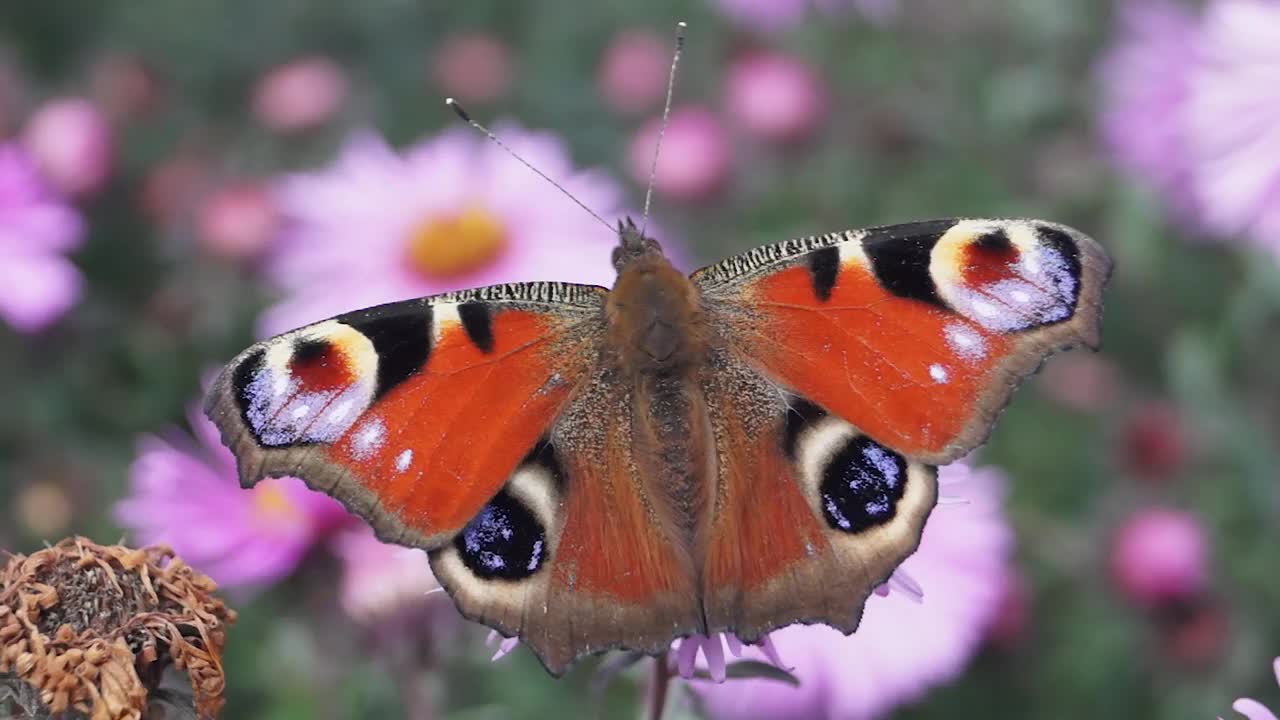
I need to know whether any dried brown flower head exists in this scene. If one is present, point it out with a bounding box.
[0,537,236,720]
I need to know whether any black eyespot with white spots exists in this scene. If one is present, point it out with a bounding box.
[454,488,547,581]
[819,436,908,533]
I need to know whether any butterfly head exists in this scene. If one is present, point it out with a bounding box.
[611,216,665,274]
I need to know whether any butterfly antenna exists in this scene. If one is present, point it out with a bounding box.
[446,98,614,233]
[640,20,687,237]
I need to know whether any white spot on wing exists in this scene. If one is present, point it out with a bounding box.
[929,364,949,383]
[433,302,462,343]
[944,322,986,362]
[395,449,414,472]
[351,418,387,460]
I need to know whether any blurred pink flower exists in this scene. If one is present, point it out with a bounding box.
[691,462,1013,720]
[432,32,511,106]
[597,30,671,115]
[91,53,160,120]
[253,56,348,133]
[1222,658,1280,720]
[629,106,730,202]
[725,51,827,144]
[1109,507,1208,608]
[115,403,350,587]
[711,0,897,32]
[1098,0,1201,212]
[262,125,629,334]
[197,181,279,262]
[1186,0,1280,253]
[22,97,113,196]
[331,525,442,625]
[1100,0,1280,259]
[0,143,83,332]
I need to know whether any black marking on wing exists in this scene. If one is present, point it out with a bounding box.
[807,246,841,302]
[453,488,547,581]
[231,347,267,439]
[337,304,432,398]
[862,221,953,307]
[1036,224,1084,312]
[974,228,1014,254]
[782,397,827,460]
[291,337,331,364]
[521,438,565,494]
[458,302,495,354]
[819,436,909,534]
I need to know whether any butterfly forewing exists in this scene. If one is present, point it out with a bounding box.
[693,217,1111,464]
[204,281,606,549]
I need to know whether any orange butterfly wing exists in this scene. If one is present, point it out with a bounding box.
[695,218,1111,464]
[430,369,704,674]
[204,282,605,549]
[691,218,1108,636]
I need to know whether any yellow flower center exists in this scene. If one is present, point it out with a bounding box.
[251,484,299,524]
[405,206,507,278]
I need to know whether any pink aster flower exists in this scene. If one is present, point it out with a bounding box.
[689,462,1013,720]
[1097,0,1201,212]
[432,32,512,106]
[1222,658,1280,720]
[1100,0,1280,258]
[262,125,630,335]
[252,56,348,133]
[115,402,350,587]
[628,106,730,203]
[1108,507,1208,608]
[0,143,84,332]
[331,525,443,626]
[725,50,827,144]
[1186,0,1280,254]
[597,30,672,116]
[197,181,279,263]
[22,97,114,196]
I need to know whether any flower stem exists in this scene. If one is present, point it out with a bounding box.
[647,655,672,720]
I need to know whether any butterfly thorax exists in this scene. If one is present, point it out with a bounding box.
[605,240,708,376]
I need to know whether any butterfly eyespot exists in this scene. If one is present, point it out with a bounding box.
[453,488,548,581]
[818,436,909,533]
[929,220,1084,333]
[231,323,383,448]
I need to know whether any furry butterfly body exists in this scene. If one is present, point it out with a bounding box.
[205,217,1109,673]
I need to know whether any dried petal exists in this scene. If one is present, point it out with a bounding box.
[0,537,236,720]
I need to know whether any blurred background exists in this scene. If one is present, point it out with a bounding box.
[1,0,1278,718]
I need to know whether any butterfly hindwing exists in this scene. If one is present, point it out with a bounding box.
[204,281,606,549]
[694,217,1111,464]
[429,365,704,675]
[700,348,938,639]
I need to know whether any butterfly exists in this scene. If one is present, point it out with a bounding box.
[205,215,1110,674]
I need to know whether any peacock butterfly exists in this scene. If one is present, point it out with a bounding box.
[205,212,1109,674]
